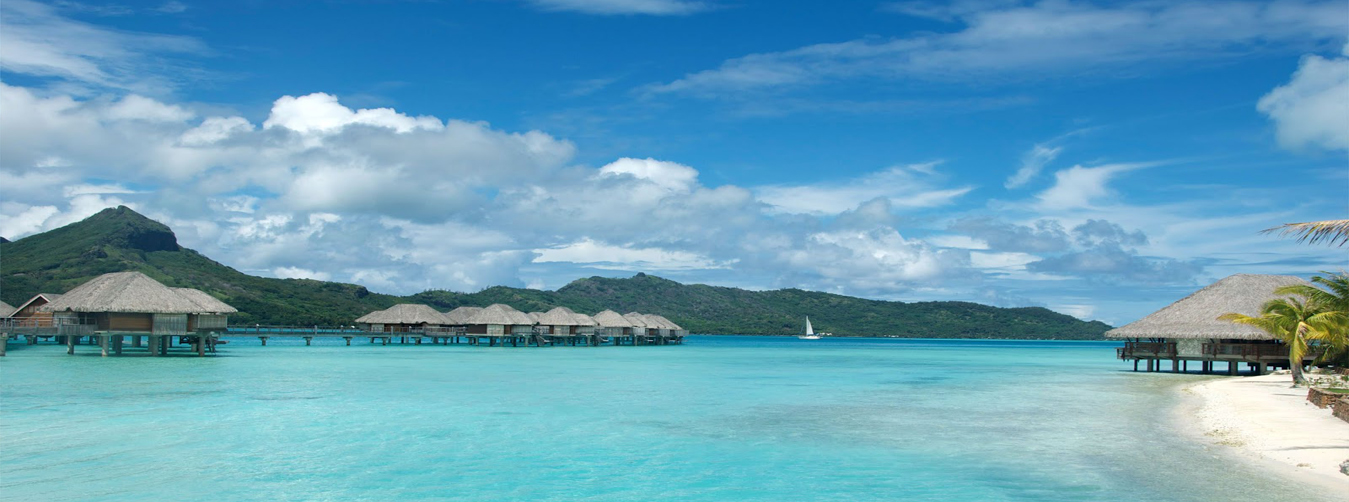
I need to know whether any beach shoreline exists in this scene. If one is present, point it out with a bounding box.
[1175,372,1349,494]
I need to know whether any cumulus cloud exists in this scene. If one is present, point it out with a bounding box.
[1257,43,1349,153]
[1024,219,1202,284]
[650,0,1347,96]
[263,93,443,135]
[949,217,1070,253]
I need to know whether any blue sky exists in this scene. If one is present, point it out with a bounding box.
[1,0,1346,325]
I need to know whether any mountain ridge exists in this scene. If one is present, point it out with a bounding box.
[0,207,1111,338]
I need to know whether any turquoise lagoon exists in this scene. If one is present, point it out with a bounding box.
[0,336,1336,502]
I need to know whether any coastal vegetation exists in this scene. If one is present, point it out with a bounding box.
[0,207,1111,339]
[1220,272,1349,386]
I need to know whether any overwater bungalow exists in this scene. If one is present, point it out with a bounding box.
[1107,274,1312,374]
[571,311,599,339]
[443,306,482,326]
[624,312,656,343]
[463,304,536,345]
[593,310,635,344]
[536,307,581,339]
[37,271,237,356]
[356,304,453,332]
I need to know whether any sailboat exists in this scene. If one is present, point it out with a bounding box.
[798,316,822,340]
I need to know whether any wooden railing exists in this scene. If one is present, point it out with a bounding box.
[1202,343,1288,360]
[1117,341,1176,359]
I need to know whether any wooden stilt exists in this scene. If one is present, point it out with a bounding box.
[68,333,76,355]
[259,336,269,346]
[303,336,312,346]
[132,335,142,347]
[344,336,352,346]
[114,335,124,355]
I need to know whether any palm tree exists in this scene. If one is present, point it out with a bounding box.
[1219,294,1343,386]
[1262,219,1349,247]
[1275,272,1349,365]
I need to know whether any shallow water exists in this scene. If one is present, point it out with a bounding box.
[0,336,1337,501]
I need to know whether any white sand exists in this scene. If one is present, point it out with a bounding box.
[1179,372,1349,492]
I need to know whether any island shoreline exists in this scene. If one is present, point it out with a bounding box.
[1173,373,1349,494]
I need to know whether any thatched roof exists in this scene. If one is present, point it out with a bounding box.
[592,310,633,328]
[39,272,226,314]
[171,288,238,314]
[355,304,452,325]
[0,300,14,318]
[443,306,482,324]
[623,312,650,328]
[647,314,682,330]
[466,304,535,325]
[1105,274,1312,340]
[537,307,581,326]
[571,312,598,327]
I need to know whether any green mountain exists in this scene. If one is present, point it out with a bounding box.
[1,207,1111,338]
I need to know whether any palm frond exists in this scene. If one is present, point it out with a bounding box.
[1261,219,1349,247]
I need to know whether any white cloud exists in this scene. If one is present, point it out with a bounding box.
[180,116,253,146]
[1034,163,1149,211]
[1005,144,1061,188]
[1257,43,1349,153]
[534,238,728,270]
[650,1,1347,96]
[0,0,207,94]
[756,162,971,215]
[1051,304,1095,320]
[597,157,699,192]
[970,250,1038,270]
[528,0,707,15]
[263,93,444,135]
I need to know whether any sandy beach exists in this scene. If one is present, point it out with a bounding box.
[1179,372,1349,492]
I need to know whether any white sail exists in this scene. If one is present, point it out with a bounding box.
[799,316,820,339]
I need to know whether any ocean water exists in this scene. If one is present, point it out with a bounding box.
[0,336,1337,502]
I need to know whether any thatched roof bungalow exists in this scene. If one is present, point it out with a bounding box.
[443,306,482,325]
[39,271,236,335]
[624,312,654,336]
[465,304,536,336]
[355,304,453,333]
[1107,274,1312,369]
[593,310,633,337]
[537,307,582,336]
[570,311,598,335]
[0,300,15,318]
[1107,274,1310,341]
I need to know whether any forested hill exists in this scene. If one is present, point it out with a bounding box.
[1,207,1111,338]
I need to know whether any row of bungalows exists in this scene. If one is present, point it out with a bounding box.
[0,271,238,356]
[349,303,688,347]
